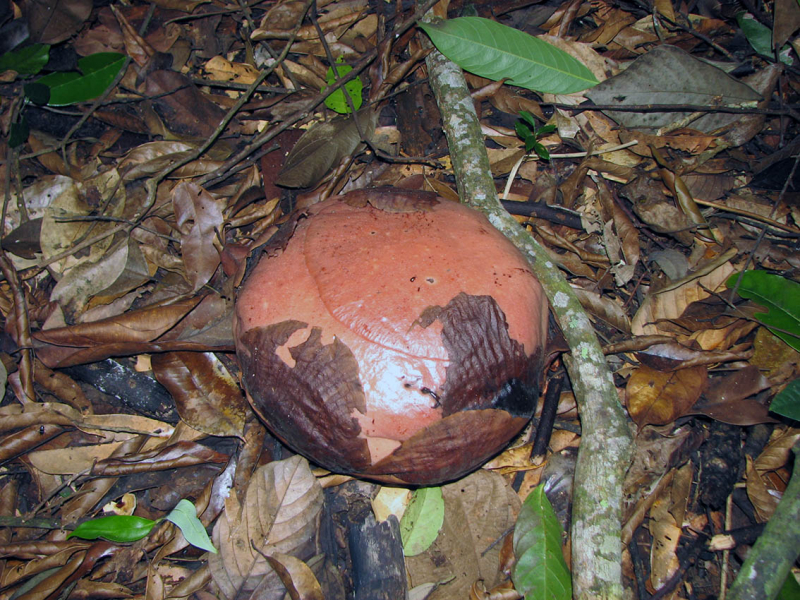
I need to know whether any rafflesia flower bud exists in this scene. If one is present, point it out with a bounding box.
[234,188,548,485]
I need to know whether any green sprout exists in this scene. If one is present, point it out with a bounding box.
[515,111,556,160]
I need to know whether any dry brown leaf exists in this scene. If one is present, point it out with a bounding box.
[90,441,228,476]
[151,351,248,439]
[406,470,520,600]
[0,424,64,464]
[263,553,325,600]
[571,287,631,333]
[649,492,681,591]
[112,4,154,67]
[626,365,707,427]
[34,296,201,347]
[26,0,92,44]
[631,260,736,337]
[754,428,800,473]
[745,456,780,522]
[277,109,379,189]
[209,456,324,600]
[172,182,225,291]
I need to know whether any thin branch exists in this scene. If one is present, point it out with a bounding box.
[420,13,633,600]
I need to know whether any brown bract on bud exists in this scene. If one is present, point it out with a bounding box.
[234,187,548,485]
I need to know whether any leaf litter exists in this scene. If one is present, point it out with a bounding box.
[0,0,799,598]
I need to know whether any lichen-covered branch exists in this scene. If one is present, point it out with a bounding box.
[421,20,633,600]
[727,441,800,600]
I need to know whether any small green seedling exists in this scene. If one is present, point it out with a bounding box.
[515,111,556,160]
[69,499,217,553]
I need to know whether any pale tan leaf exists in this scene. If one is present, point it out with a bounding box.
[754,428,800,473]
[209,456,324,600]
[263,553,325,600]
[572,287,631,333]
[631,261,736,336]
[745,456,780,522]
[649,494,681,590]
[40,170,125,275]
[51,238,150,320]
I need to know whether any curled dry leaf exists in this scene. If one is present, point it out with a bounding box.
[90,440,228,476]
[572,287,631,333]
[745,456,780,522]
[151,351,249,438]
[263,553,325,600]
[631,260,736,338]
[209,456,324,600]
[172,182,226,291]
[626,365,708,427]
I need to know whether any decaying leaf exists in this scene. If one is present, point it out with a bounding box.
[405,470,520,600]
[172,182,226,291]
[586,45,761,133]
[151,351,249,438]
[209,456,324,600]
[277,109,378,188]
[626,365,707,427]
[648,486,681,591]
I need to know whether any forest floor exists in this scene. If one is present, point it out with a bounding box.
[0,0,799,598]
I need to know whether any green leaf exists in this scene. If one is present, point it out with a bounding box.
[419,17,597,95]
[519,110,538,129]
[399,487,444,556]
[737,13,793,65]
[770,379,800,421]
[165,499,217,553]
[0,44,50,75]
[533,141,550,160]
[515,120,533,141]
[513,485,572,600]
[323,59,363,114]
[69,515,156,543]
[37,52,126,106]
[777,569,800,600]
[24,82,50,105]
[727,271,800,352]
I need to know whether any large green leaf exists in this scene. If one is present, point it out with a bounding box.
[37,52,126,106]
[770,379,800,421]
[727,271,800,352]
[0,44,50,75]
[418,17,597,95]
[513,485,571,600]
[69,515,156,543]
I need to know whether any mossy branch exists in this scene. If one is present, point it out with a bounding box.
[421,18,633,600]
